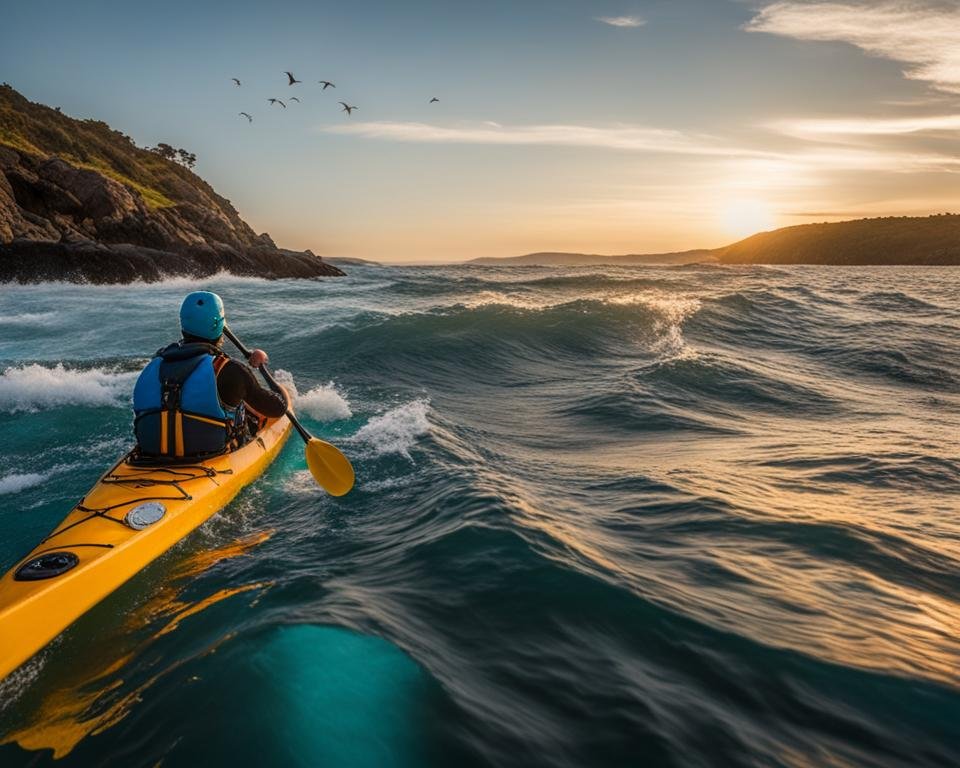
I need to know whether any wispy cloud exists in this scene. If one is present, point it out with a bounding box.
[323,121,960,175]
[595,15,646,28]
[746,1,960,93]
[769,113,960,137]
[325,121,729,156]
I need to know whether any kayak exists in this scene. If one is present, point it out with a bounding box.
[0,414,292,680]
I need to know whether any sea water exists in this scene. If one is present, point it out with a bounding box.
[0,264,958,766]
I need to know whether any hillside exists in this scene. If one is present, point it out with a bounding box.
[717,215,960,265]
[0,84,343,282]
[325,256,384,266]
[469,249,715,267]
[471,216,960,268]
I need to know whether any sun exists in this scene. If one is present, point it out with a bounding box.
[720,199,777,239]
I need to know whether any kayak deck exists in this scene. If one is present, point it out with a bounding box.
[0,415,291,680]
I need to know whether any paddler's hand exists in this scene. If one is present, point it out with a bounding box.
[247,349,268,369]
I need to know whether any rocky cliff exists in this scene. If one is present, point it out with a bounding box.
[0,85,344,282]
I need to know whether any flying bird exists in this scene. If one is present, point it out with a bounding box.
[268,98,286,108]
[239,112,253,122]
[284,71,302,85]
[429,97,440,103]
[319,80,335,89]
[289,96,301,103]
[339,102,357,115]
[232,78,241,87]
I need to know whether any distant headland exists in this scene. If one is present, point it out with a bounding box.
[471,215,960,267]
[0,85,344,283]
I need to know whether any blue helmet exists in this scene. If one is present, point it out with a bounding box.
[180,291,225,340]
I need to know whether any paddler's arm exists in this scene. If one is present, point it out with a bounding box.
[217,359,290,417]
[244,349,293,411]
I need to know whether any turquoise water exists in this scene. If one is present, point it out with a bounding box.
[0,264,958,766]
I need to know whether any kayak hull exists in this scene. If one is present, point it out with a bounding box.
[0,415,291,680]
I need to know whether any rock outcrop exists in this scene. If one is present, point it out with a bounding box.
[0,85,344,282]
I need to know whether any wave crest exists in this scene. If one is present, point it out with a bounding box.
[0,472,47,495]
[0,364,137,413]
[354,400,431,458]
[273,370,352,421]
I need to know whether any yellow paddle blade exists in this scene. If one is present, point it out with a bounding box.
[305,438,355,496]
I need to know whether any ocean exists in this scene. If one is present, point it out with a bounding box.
[0,263,958,767]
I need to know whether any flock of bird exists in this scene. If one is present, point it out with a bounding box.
[231,71,440,123]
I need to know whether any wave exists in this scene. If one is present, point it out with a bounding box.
[558,388,738,434]
[354,400,431,458]
[317,295,702,388]
[273,370,352,421]
[607,294,701,357]
[488,273,688,292]
[642,352,839,413]
[0,269,275,291]
[0,312,57,327]
[825,346,958,389]
[761,452,960,494]
[0,364,137,413]
[858,291,941,313]
[0,472,47,495]
[0,461,85,497]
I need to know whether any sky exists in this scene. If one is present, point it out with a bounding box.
[2,0,959,262]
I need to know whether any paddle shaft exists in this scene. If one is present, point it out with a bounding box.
[223,326,312,443]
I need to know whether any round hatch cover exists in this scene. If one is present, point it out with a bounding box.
[126,501,166,530]
[15,551,79,581]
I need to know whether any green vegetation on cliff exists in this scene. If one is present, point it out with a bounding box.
[0,84,208,210]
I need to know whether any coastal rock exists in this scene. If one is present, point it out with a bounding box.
[0,238,343,284]
[0,85,345,282]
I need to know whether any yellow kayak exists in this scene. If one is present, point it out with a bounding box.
[0,414,292,680]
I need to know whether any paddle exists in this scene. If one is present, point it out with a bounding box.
[223,326,355,497]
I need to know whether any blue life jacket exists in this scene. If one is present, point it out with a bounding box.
[133,342,240,459]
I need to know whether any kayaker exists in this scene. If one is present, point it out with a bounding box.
[132,291,290,460]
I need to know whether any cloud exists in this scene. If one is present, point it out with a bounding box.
[323,120,960,178]
[324,121,730,156]
[746,2,960,93]
[769,113,960,137]
[595,15,646,28]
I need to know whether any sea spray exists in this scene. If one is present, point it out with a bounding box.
[354,400,431,458]
[272,369,352,421]
[0,472,47,495]
[0,312,57,327]
[0,364,137,413]
[607,292,702,358]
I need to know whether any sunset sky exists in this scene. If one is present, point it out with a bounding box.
[3,0,959,261]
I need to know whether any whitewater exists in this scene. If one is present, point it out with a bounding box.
[0,263,958,767]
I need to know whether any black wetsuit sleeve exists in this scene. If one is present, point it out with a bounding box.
[216,359,288,419]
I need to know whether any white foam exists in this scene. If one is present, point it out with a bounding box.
[0,311,57,326]
[0,472,47,495]
[457,290,561,311]
[273,370,352,421]
[0,269,271,291]
[0,651,47,713]
[297,384,352,421]
[606,292,701,320]
[354,400,431,459]
[0,363,137,413]
[608,293,701,357]
[362,475,416,492]
[0,364,137,413]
